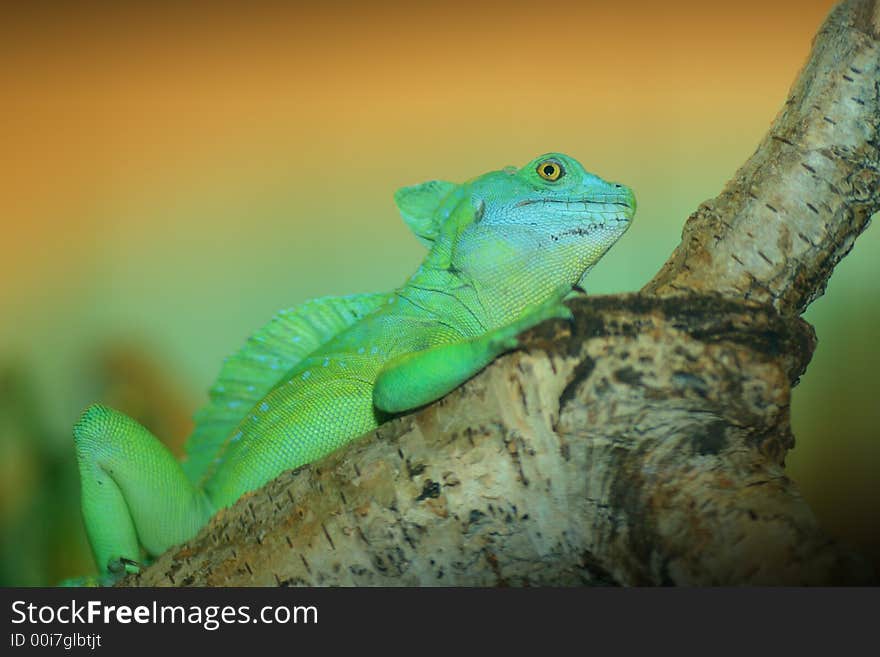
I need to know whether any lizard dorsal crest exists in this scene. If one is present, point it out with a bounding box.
[394,180,458,247]
[182,293,387,482]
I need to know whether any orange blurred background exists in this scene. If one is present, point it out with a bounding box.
[1,0,877,583]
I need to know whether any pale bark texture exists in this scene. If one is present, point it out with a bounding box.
[126,0,879,586]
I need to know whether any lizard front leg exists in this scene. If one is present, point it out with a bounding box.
[373,296,572,413]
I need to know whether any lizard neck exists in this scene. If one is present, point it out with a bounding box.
[395,261,492,338]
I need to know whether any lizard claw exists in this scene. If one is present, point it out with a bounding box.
[107,556,145,577]
[554,303,575,323]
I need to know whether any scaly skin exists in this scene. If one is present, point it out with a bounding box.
[72,153,636,579]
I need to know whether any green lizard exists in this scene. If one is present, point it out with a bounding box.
[72,153,635,581]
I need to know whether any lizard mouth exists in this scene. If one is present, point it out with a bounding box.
[514,195,636,220]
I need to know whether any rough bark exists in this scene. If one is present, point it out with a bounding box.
[125,0,879,586]
[644,0,880,314]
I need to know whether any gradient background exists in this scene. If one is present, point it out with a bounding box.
[2,1,877,584]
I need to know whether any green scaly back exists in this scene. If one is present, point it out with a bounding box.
[182,293,387,481]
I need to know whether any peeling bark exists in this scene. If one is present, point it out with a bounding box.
[125,0,879,586]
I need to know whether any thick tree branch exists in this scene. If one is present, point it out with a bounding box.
[644,0,879,314]
[125,0,879,586]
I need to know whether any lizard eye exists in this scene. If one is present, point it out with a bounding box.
[537,160,564,182]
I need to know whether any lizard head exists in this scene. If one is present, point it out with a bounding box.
[395,152,636,302]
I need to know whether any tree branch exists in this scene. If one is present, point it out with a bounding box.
[125,0,879,586]
[644,0,879,314]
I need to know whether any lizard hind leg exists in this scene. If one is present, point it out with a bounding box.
[73,404,214,577]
